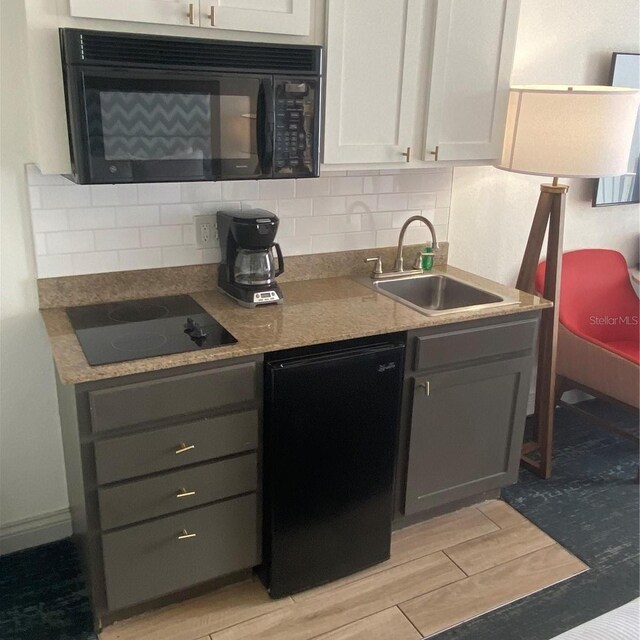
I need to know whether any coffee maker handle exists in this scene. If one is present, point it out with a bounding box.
[273,242,285,277]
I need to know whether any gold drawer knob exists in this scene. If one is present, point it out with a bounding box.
[416,381,430,396]
[176,488,196,498]
[178,529,197,540]
[175,443,195,454]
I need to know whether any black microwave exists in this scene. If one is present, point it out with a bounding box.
[59,29,322,184]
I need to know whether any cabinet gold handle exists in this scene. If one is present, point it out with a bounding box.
[175,443,195,454]
[186,3,195,24]
[178,529,197,540]
[429,145,439,161]
[176,488,196,498]
[401,146,411,163]
[416,381,430,396]
[208,5,215,26]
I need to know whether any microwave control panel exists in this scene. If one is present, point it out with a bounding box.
[273,80,317,177]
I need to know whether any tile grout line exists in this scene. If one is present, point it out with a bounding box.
[397,605,425,638]
[441,548,471,578]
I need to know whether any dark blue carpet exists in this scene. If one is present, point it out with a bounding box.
[431,399,639,640]
[0,400,637,640]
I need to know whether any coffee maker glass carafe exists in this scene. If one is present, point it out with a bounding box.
[233,243,284,286]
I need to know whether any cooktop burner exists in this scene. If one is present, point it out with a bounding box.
[66,295,237,366]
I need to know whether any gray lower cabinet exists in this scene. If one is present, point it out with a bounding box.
[56,355,263,627]
[400,313,539,516]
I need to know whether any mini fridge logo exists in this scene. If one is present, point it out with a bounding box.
[377,362,397,372]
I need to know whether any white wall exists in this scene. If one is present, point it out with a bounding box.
[0,0,71,553]
[449,0,640,285]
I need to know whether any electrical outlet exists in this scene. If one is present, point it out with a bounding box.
[194,214,216,248]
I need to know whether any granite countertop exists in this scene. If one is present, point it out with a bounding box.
[41,264,551,385]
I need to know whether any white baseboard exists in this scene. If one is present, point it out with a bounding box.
[0,507,72,555]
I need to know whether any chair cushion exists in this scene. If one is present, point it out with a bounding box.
[536,249,639,364]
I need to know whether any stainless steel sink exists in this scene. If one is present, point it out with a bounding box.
[361,273,520,316]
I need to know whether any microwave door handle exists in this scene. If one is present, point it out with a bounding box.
[273,242,285,276]
[257,79,274,176]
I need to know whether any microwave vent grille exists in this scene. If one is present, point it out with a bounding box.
[77,32,319,73]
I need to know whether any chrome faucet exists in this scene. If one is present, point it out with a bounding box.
[394,215,438,273]
[365,215,438,279]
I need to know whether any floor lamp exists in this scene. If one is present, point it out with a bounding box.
[495,85,640,478]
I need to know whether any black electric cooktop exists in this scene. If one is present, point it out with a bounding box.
[66,295,237,366]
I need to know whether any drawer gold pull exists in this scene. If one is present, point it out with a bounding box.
[416,381,430,396]
[401,146,411,163]
[186,2,195,24]
[429,146,439,161]
[208,5,215,26]
[178,529,197,540]
[175,443,195,454]
[176,488,196,498]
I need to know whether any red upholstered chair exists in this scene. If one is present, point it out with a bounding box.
[536,249,640,413]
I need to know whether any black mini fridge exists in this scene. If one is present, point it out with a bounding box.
[260,336,405,598]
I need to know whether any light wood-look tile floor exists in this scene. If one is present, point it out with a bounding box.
[101,500,588,640]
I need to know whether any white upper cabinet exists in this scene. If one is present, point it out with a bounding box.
[69,0,199,27]
[323,0,520,166]
[323,0,424,164]
[424,0,520,162]
[69,0,311,35]
[204,1,311,35]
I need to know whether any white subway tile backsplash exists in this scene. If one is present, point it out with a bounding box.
[377,193,408,210]
[407,192,438,209]
[37,254,73,278]
[27,166,452,277]
[94,228,139,251]
[278,198,312,217]
[241,200,278,213]
[118,248,162,271]
[116,205,160,228]
[46,230,94,254]
[140,225,183,248]
[67,207,116,230]
[222,180,259,201]
[363,175,394,194]
[278,236,312,256]
[295,177,330,198]
[345,195,378,213]
[180,182,223,203]
[313,196,347,216]
[297,215,361,236]
[137,183,181,205]
[258,179,295,200]
[329,177,363,196]
[312,231,376,253]
[90,184,138,207]
[161,245,201,267]
[40,185,92,209]
[72,251,119,275]
[34,233,47,256]
[278,218,295,237]
[31,209,68,233]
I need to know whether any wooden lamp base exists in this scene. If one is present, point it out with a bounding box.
[517,178,569,478]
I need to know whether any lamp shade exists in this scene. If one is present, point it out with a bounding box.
[496,85,640,178]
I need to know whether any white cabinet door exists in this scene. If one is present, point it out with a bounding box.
[203,0,311,35]
[69,0,199,27]
[323,0,424,164]
[424,0,520,162]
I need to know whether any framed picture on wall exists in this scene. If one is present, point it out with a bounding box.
[592,52,640,207]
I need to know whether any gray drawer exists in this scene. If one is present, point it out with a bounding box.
[98,453,257,530]
[94,410,258,485]
[413,318,538,371]
[102,494,259,611]
[89,362,257,433]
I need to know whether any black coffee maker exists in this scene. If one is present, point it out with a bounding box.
[217,209,285,307]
